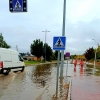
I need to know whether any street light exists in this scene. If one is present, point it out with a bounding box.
[92,39,97,70]
[42,29,50,63]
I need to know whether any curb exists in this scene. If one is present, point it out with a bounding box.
[68,77,72,100]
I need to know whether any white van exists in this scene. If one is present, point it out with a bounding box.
[0,48,25,75]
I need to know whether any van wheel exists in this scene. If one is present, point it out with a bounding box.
[21,66,25,72]
[5,68,11,75]
[1,69,4,74]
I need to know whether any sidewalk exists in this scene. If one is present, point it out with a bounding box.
[71,76,100,100]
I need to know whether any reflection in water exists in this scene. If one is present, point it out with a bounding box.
[31,64,52,88]
[52,77,69,100]
[73,68,76,77]
[85,65,94,76]
[80,67,83,76]
[86,64,100,76]
[0,71,26,100]
[0,74,15,98]
[0,63,100,100]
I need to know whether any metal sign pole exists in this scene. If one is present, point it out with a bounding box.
[66,58,68,77]
[65,52,70,79]
[56,50,60,95]
[60,0,66,78]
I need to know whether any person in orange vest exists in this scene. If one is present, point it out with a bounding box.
[74,59,77,69]
[80,59,84,68]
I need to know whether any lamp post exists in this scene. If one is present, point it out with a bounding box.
[60,0,66,78]
[92,39,97,70]
[42,29,50,63]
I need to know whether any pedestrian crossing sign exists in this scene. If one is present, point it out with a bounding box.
[9,0,27,12]
[13,0,23,11]
[53,36,66,50]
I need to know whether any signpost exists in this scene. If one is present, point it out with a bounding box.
[60,0,66,79]
[66,52,70,58]
[65,52,70,77]
[9,0,27,12]
[53,36,66,50]
[53,36,66,95]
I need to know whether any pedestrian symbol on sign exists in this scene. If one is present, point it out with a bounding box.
[53,36,66,50]
[54,37,64,47]
[13,0,23,11]
[15,0,21,9]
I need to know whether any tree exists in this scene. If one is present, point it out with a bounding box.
[0,33,11,48]
[70,54,76,59]
[84,47,95,60]
[19,53,27,57]
[96,44,100,52]
[54,51,58,60]
[26,52,30,56]
[54,51,64,60]
[51,52,56,60]
[43,43,53,61]
[95,44,100,59]
[30,39,44,57]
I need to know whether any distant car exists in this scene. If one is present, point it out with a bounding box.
[0,48,25,75]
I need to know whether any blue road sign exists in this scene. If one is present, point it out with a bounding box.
[9,0,27,12]
[13,0,23,11]
[53,36,66,50]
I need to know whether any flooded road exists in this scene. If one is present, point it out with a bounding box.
[0,61,100,100]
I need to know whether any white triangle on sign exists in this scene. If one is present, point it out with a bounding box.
[15,0,21,9]
[54,37,64,48]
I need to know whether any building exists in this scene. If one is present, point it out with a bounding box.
[75,55,86,60]
[24,55,44,61]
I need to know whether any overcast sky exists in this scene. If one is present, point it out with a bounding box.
[0,0,100,55]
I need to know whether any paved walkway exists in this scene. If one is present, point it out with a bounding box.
[71,73,100,100]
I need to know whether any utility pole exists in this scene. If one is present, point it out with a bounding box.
[42,29,50,63]
[60,0,66,78]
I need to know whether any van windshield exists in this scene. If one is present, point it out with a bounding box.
[18,55,23,61]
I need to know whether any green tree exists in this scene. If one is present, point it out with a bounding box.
[54,51,58,60]
[51,52,56,60]
[19,53,27,57]
[30,39,44,57]
[0,33,11,48]
[70,55,76,59]
[43,43,53,61]
[95,45,100,59]
[84,47,95,60]
[54,51,64,60]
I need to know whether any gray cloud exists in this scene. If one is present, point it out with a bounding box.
[0,0,100,55]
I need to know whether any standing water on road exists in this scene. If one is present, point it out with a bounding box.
[71,62,100,100]
[0,61,100,100]
[0,63,69,100]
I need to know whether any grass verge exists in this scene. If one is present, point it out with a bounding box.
[24,61,41,66]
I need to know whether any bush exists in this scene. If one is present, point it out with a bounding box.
[28,59,31,61]
[23,58,27,60]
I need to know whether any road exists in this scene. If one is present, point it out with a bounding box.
[0,60,100,100]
